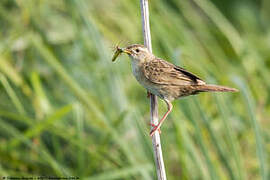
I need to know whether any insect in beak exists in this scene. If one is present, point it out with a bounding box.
[112,46,132,62]
[112,46,123,62]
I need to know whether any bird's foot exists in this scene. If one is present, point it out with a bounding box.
[147,91,151,98]
[149,123,161,136]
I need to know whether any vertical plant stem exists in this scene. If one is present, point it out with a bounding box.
[140,0,167,179]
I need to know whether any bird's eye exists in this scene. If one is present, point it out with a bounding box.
[135,49,140,53]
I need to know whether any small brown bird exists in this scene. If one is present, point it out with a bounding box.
[112,44,238,136]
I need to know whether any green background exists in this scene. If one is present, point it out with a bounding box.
[0,0,269,179]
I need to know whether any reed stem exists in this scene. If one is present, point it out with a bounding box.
[140,0,167,179]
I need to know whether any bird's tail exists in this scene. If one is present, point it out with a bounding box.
[194,84,238,92]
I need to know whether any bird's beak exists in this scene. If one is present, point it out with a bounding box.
[123,49,132,55]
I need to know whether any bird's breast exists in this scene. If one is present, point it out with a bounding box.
[131,60,164,98]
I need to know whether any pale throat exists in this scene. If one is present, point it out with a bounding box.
[130,57,142,74]
[129,56,144,80]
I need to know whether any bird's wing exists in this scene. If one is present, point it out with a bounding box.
[143,58,205,86]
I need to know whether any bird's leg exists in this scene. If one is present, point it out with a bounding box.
[150,99,173,136]
[147,91,151,98]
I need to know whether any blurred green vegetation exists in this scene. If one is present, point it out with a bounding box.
[0,0,269,179]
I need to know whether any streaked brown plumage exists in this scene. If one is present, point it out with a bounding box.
[112,44,238,136]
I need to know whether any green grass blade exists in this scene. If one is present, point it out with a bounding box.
[234,77,267,180]
[179,100,219,180]
[173,113,209,180]
[0,73,26,115]
[213,94,246,180]
[9,105,72,147]
[193,98,237,180]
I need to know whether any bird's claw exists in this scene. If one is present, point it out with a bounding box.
[149,123,161,136]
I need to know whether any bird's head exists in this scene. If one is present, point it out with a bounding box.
[123,44,151,61]
[112,44,154,63]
